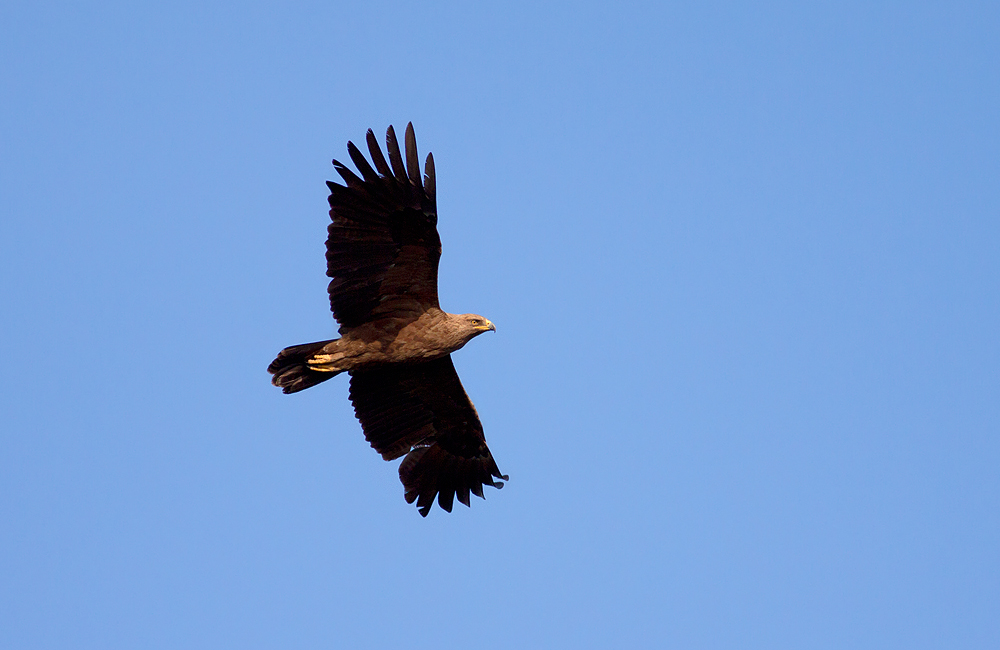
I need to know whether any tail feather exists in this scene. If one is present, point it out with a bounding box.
[268,340,340,394]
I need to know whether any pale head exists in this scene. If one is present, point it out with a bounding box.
[442,312,496,348]
[460,313,496,337]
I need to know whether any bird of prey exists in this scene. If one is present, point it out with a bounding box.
[268,123,507,516]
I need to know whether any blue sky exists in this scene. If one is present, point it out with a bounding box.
[2,1,998,648]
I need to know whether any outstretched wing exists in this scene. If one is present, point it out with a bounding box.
[326,123,440,331]
[348,356,508,517]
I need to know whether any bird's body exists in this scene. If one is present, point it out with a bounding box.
[268,124,506,516]
[271,309,494,380]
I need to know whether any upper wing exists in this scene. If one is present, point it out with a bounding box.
[326,123,440,331]
[348,356,508,517]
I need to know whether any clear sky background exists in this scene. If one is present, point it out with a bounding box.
[2,1,998,648]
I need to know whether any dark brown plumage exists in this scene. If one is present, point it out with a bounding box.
[268,123,507,517]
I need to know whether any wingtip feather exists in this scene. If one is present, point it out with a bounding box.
[404,122,420,186]
[385,125,407,182]
[423,152,436,199]
[331,158,364,187]
[366,129,392,176]
[347,141,378,182]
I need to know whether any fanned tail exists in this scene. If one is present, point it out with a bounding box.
[268,340,339,394]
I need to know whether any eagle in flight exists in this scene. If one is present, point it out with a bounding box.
[268,123,507,516]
